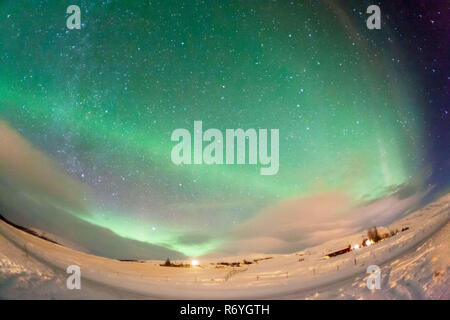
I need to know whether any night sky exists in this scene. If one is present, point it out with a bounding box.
[0,1,448,259]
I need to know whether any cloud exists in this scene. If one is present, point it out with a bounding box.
[216,181,431,256]
[0,120,433,260]
[0,120,89,214]
[0,120,185,260]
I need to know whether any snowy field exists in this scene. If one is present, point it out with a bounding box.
[0,193,449,299]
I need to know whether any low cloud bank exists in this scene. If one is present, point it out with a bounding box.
[216,182,431,256]
[0,119,432,259]
[0,120,185,260]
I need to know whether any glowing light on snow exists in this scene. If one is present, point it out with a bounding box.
[365,239,372,246]
[353,244,360,250]
[191,259,199,266]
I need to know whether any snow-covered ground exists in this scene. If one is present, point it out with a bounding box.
[1,193,449,299]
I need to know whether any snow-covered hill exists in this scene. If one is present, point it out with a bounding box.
[1,193,449,299]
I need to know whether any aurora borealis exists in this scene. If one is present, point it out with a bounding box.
[0,1,448,259]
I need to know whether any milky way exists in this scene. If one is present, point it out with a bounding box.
[0,1,432,257]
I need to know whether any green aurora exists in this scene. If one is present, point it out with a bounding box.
[0,1,424,257]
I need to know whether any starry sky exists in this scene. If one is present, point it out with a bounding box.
[0,1,448,259]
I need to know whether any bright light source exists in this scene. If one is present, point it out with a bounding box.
[353,244,360,250]
[365,239,372,246]
[191,259,199,266]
